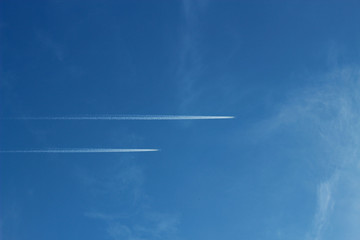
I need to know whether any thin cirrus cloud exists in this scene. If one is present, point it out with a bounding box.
[261,66,360,240]
[6,115,235,120]
[0,148,159,153]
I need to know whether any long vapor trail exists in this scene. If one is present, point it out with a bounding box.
[6,115,235,120]
[0,148,159,153]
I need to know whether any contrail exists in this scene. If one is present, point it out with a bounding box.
[5,115,235,120]
[0,148,159,153]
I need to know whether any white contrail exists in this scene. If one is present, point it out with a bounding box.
[7,115,235,120]
[0,148,159,153]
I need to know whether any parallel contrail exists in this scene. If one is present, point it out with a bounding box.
[7,115,235,120]
[0,148,159,153]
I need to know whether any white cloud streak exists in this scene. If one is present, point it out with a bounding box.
[7,115,234,120]
[0,148,159,153]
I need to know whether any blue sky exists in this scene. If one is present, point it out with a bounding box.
[1,1,360,240]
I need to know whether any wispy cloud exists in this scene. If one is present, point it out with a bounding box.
[177,0,208,113]
[7,115,234,120]
[0,148,159,153]
[261,66,360,240]
[84,212,126,221]
[79,160,180,240]
[36,31,65,61]
[104,212,180,240]
[311,176,337,240]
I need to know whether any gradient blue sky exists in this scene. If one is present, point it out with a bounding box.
[1,1,360,240]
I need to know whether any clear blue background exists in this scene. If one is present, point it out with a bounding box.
[1,1,360,240]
